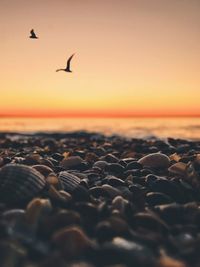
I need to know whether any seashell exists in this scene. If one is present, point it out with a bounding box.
[40,158,55,168]
[58,171,81,193]
[0,164,46,203]
[138,153,170,169]
[168,162,187,175]
[58,190,72,201]
[60,156,83,169]
[32,165,54,177]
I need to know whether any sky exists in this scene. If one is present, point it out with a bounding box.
[0,0,200,117]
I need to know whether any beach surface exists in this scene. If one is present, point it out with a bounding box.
[0,132,200,266]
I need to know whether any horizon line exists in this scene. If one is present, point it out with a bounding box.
[0,114,200,118]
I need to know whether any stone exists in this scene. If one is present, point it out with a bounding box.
[138,153,170,169]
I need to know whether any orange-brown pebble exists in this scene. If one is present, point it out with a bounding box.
[52,226,93,259]
[0,157,4,167]
[25,198,52,226]
[60,156,83,169]
[168,162,187,175]
[157,255,187,267]
[46,173,60,186]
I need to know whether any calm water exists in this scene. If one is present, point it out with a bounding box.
[0,117,200,140]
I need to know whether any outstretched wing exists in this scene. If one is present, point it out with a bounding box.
[66,54,75,71]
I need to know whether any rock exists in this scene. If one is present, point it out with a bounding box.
[105,163,125,174]
[106,176,126,187]
[93,160,108,170]
[126,161,143,170]
[146,192,173,206]
[138,153,170,169]
[91,237,156,266]
[60,156,84,169]
[157,254,187,267]
[112,196,128,214]
[133,211,169,233]
[168,162,187,175]
[102,184,122,199]
[52,226,93,259]
[0,157,4,167]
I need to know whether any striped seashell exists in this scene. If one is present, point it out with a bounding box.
[32,164,54,177]
[0,164,46,203]
[58,171,81,193]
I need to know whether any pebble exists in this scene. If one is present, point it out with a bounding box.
[138,153,170,169]
[146,192,173,206]
[60,156,84,169]
[168,162,187,175]
[52,226,94,259]
[105,163,125,174]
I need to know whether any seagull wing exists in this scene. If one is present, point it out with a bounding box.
[66,54,75,71]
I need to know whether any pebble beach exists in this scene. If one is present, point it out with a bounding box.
[0,131,200,267]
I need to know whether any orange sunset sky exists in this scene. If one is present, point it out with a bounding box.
[0,0,200,117]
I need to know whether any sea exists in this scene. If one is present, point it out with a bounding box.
[0,117,200,140]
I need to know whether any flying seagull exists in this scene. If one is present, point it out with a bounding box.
[56,54,75,73]
[29,29,38,39]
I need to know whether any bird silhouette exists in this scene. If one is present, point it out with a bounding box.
[29,29,38,39]
[56,54,75,73]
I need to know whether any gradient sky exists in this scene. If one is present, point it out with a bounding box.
[0,0,200,117]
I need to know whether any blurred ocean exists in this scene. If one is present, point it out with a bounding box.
[0,117,200,140]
